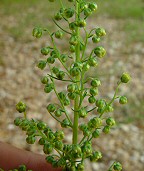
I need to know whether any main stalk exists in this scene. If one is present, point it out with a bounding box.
[72,0,81,144]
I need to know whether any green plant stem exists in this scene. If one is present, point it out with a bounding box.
[73,0,80,145]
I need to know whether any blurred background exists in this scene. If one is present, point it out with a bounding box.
[0,0,144,170]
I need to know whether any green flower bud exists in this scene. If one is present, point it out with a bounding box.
[64,8,74,18]
[48,131,55,141]
[77,19,86,27]
[88,2,98,11]
[82,143,92,157]
[70,45,75,53]
[121,72,131,83]
[38,138,46,145]
[18,165,27,171]
[26,135,36,144]
[37,60,47,70]
[79,123,87,131]
[67,84,76,92]
[69,22,76,30]
[91,78,101,87]
[77,163,84,171]
[16,101,26,113]
[26,127,36,136]
[47,57,55,64]
[47,104,56,113]
[70,67,80,77]
[96,99,105,108]
[54,12,62,21]
[92,35,101,43]
[106,105,114,112]
[54,141,63,150]
[60,54,68,62]
[41,76,49,84]
[58,92,66,100]
[84,8,92,17]
[50,50,58,57]
[61,119,70,128]
[44,83,53,93]
[95,28,106,37]
[41,47,50,55]
[83,128,91,136]
[89,117,102,128]
[55,130,65,140]
[69,36,78,45]
[97,107,105,114]
[90,151,102,161]
[113,162,122,171]
[88,96,96,103]
[79,107,87,118]
[68,92,76,100]
[88,57,98,67]
[32,27,42,38]
[55,30,63,39]
[43,143,53,154]
[63,144,72,153]
[82,62,90,71]
[54,109,62,117]
[56,71,65,80]
[52,66,59,74]
[92,129,100,138]
[46,156,55,163]
[106,117,115,126]
[90,87,98,96]
[119,96,128,104]
[94,46,106,58]
[103,125,110,134]
[14,117,22,126]
[63,98,70,106]
[37,121,47,130]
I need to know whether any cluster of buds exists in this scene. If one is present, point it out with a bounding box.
[14,0,131,170]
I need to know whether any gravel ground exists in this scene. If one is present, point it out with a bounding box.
[0,8,144,171]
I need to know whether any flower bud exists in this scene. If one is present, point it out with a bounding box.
[89,117,102,128]
[64,8,74,18]
[26,135,36,144]
[46,156,55,163]
[67,84,76,92]
[61,119,70,128]
[90,87,98,96]
[37,121,47,130]
[69,36,78,45]
[94,46,106,58]
[82,62,90,71]
[41,47,50,55]
[92,129,100,138]
[47,104,56,113]
[103,125,110,134]
[106,105,114,112]
[88,96,96,103]
[88,2,98,11]
[119,96,128,104]
[18,165,27,171]
[92,35,101,43]
[54,12,62,21]
[95,28,106,37]
[60,54,68,62]
[77,163,84,171]
[84,8,92,17]
[37,60,47,70]
[55,130,65,140]
[113,162,122,171]
[106,117,115,126]
[79,123,87,131]
[91,78,101,87]
[70,45,75,53]
[54,109,62,117]
[56,71,65,80]
[16,101,26,113]
[69,22,76,30]
[96,99,105,108]
[77,19,86,27]
[121,72,131,83]
[90,151,102,161]
[70,67,80,77]
[79,107,87,118]
[44,83,53,93]
[14,117,22,126]
[47,57,55,64]
[55,30,63,39]
[52,66,59,74]
[41,76,49,84]
[88,57,98,67]
[43,143,53,154]
[68,92,76,100]
[54,141,63,150]
[38,138,46,145]
[32,27,42,38]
